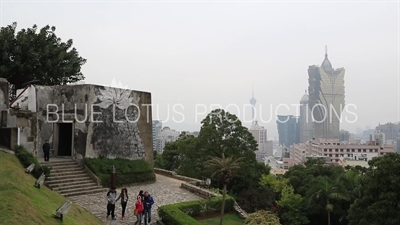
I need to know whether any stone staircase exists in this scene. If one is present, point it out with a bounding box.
[41,159,106,197]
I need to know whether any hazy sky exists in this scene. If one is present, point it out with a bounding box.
[1,0,399,139]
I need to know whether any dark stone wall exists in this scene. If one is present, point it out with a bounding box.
[35,84,152,163]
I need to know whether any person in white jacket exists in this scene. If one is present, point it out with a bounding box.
[106,186,118,220]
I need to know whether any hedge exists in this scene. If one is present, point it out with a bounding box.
[158,196,235,225]
[85,157,156,187]
[15,145,51,178]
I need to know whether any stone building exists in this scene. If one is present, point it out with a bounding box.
[0,79,153,164]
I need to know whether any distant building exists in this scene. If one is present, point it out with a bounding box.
[308,46,345,139]
[376,122,400,141]
[153,126,180,153]
[283,137,395,169]
[339,130,351,142]
[299,90,314,142]
[249,121,273,162]
[152,120,162,151]
[277,115,300,148]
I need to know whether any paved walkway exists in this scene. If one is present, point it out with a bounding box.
[69,174,203,224]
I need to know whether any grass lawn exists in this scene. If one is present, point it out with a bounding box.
[199,213,244,225]
[0,150,103,225]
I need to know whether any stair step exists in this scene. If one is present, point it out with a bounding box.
[46,174,92,181]
[48,170,86,177]
[59,186,104,194]
[45,164,81,169]
[45,176,92,185]
[47,179,96,188]
[52,182,99,191]
[50,167,84,173]
[41,161,78,166]
[64,188,107,197]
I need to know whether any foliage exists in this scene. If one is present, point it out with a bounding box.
[235,183,276,213]
[347,153,400,225]
[259,174,308,225]
[0,22,86,97]
[199,214,243,225]
[206,153,243,225]
[15,145,51,178]
[158,196,235,225]
[85,157,155,187]
[0,151,103,225]
[154,151,165,168]
[283,160,353,225]
[244,210,282,225]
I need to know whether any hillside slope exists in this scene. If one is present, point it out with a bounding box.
[0,150,103,225]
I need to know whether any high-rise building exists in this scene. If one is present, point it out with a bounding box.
[277,115,300,148]
[308,46,345,139]
[152,120,162,151]
[376,122,400,141]
[249,121,273,161]
[153,126,180,153]
[249,87,256,126]
[299,90,314,142]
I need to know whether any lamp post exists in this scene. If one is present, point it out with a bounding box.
[111,165,116,188]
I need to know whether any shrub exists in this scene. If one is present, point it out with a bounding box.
[244,210,282,225]
[15,145,51,178]
[85,157,156,187]
[158,196,235,225]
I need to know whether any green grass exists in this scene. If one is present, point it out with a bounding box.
[0,151,103,225]
[199,214,244,225]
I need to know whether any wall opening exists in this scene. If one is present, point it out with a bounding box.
[57,123,73,156]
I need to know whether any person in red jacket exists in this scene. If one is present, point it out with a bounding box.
[134,195,144,225]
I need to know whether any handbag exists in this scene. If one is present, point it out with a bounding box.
[134,208,138,216]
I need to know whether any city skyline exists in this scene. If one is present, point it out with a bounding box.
[1,1,398,138]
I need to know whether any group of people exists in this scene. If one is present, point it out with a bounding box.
[106,186,155,225]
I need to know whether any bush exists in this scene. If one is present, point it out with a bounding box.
[158,196,235,225]
[85,157,156,187]
[15,145,51,178]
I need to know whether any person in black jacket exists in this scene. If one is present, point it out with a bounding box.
[42,140,50,161]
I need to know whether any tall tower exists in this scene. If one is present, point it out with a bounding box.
[299,90,314,142]
[308,46,345,139]
[249,87,256,126]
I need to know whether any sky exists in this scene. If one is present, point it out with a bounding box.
[1,0,399,139]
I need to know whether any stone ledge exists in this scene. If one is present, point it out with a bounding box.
[180,183,220,198]
[154,168,202,184]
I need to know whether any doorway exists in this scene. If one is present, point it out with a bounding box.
[57,123,73,156]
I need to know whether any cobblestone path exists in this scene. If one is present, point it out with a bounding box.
[69,174,203,224]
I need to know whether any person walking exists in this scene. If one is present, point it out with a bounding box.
[42,140,50,161]
[116,188,129,220]
[143,191,154,225]
[106,186,118,220]
[134,195,144,225]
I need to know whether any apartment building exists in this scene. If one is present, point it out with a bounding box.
[283,137,395,169]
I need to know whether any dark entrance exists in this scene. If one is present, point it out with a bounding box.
[58,123,72,156]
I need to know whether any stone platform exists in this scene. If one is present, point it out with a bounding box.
[68,174,203,224]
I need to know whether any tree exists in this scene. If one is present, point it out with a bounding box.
[244,210,282,225]
[259,174,308,225]
[307,176,349,225]
[206,151,244,225]
[347,153,400,225]
[0,22,86,98]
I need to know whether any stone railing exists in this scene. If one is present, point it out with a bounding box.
[180,182,220,198]
[154,168,202,184]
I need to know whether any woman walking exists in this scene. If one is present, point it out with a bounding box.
[134,195,144,225]
[116,188,129,219]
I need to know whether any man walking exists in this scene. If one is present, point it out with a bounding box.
[106,186,118,220]
[143,191,154,225]
[42,140,50,161]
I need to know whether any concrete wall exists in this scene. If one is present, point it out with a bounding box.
[35,84,153,164]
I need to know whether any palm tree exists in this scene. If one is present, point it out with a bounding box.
[206,152,244,225]
[308,176,350,225]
